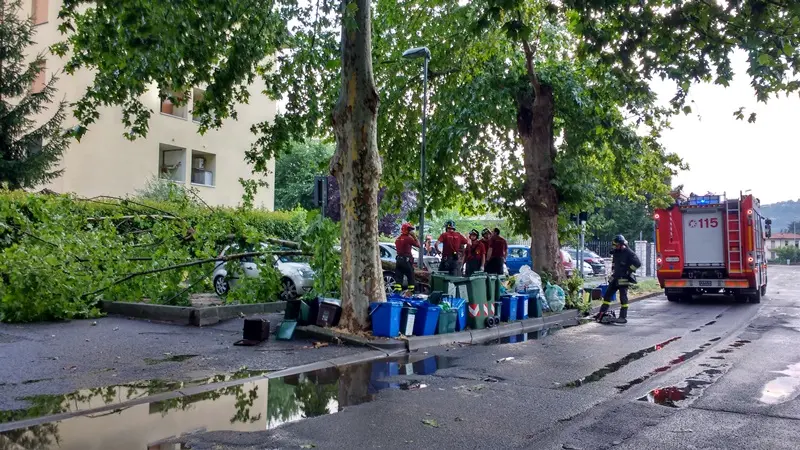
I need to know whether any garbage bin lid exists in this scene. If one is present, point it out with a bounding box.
[317,297,342,307]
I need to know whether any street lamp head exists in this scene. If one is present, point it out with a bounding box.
[403,46,431,60]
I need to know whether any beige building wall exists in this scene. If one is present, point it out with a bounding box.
[23,0,275,209]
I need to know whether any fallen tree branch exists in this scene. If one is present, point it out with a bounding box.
[87,215,178,221]
[84,250,309,299]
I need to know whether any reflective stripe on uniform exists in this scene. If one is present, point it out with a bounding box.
[602,301,611,305]
[618,280,630,285]
[621,304,629,308]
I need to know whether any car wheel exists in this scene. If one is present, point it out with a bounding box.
[280,278,298,301]
[214,275,230,296]
[384,272,397,294]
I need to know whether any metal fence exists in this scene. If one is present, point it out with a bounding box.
[586,240,614,258]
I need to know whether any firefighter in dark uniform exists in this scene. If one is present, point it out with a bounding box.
[465,229,486,276]
[394,222,420,293]
[596,235,641,324]
[436,220,469,276]
[485,227,507,275]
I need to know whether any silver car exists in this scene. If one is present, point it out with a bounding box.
[213,244,315,300]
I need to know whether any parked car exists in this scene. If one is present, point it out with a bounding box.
[213,244,314,300]
[507,245,533,275]
[564,247,606,276]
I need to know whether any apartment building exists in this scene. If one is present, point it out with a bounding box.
[26,0,275,208]
[765,233,800,260]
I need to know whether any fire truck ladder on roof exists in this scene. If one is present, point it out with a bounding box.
[725,193,743,274]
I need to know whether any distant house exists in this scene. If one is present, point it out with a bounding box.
[766,233,800,260]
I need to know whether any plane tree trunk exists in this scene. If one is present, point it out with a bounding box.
[330,0,384,331]
[517,42,565,280]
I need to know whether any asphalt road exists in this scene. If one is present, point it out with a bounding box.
[178,265,800,450]
[2,266,799,449]
[0,311,362,411]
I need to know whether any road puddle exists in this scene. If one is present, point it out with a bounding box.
[759,362,800,405]
[638,367,722,407]
[485,326,563,345]
[562,337,681,388]
[0,354,455,449]
[619,338,750,392]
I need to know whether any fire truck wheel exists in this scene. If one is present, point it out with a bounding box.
[760,285,767,297]
[750,290,762,304]
[667,294,680,302]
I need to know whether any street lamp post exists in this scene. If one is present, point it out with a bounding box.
[403,46,431,250]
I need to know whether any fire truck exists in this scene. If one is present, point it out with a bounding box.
[654,192,772,303]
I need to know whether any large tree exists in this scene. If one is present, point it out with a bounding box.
[0,0,69,189]
[55,0,800,324]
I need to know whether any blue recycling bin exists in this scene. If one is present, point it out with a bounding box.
[599,283,617,301]
[413,304,441,336]
[369,301,402,337]
[444,298,467,331]
[500,295,518,322]
[515,295,529,320]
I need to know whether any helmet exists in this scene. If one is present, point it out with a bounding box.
[401,222,415,234]
[612,234,627,246]
[445,220,456,230]
[469,229,479,237]
[481,228,491,237]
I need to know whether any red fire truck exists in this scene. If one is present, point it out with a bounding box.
[654,192,772,303]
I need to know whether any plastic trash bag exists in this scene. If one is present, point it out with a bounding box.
[516,266,542,293]
[546,283,565,312]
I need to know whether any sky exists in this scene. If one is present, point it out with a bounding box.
[650,51,799,205]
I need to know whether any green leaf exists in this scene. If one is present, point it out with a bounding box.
[682,106,692,115]
[422,419,440,428]
[758,53,773,66]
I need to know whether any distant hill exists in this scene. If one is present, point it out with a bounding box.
[761,199,800,232]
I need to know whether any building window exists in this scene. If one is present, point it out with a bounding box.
[160,89,187,119]
[190,150,215,187]
[159,144,186,183]
[32,0,48,25]
[191,87,206,123]
[32,63,46,93]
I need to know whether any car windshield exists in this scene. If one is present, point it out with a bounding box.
[279,255,309,263]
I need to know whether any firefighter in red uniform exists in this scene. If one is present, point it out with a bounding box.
[437,220,469,276]
[485,228,507,275]
[465,229,486,276]
[394,223,420,293]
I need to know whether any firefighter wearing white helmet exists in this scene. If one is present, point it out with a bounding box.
[595,234,641,325]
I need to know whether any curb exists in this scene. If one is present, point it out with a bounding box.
[296,325,407,351]
[99,300,287,326]
[589,291,663,315]
[296,309,587,351]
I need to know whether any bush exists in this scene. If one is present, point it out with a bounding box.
[0,190,308,322]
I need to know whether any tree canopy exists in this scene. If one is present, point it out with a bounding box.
[53,0,800,284]
[273,140,334,211]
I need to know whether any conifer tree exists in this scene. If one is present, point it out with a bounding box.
[0,0,69,189]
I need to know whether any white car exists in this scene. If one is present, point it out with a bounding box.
[212,244,315,300]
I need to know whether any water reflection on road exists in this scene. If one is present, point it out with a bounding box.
[0,354,456,450]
